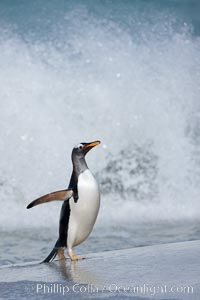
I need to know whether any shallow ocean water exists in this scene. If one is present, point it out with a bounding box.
[1,219,200,267]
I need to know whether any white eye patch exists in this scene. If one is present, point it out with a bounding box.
[75,143,83,149]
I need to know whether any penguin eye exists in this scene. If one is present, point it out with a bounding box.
[78,144,83,150]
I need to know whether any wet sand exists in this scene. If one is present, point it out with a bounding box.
[0,240,199,299]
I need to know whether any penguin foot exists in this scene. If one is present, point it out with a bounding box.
[58,248,66,261]
[68,251,85,261]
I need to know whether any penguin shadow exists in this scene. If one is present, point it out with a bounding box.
[48,258,102,286]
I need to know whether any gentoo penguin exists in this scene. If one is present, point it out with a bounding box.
[27,141,101,262]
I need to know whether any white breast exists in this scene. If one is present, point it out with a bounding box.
[67,169,100,249]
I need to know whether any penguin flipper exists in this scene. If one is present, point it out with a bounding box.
[26,189,73,209]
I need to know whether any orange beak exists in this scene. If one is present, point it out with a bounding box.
[84,141,101,150]
[83,141,101,155]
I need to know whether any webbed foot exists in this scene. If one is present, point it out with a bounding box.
[58,248,66,261]
[68,250,85,261]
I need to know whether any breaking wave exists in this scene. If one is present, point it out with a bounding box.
[0,1,200,229]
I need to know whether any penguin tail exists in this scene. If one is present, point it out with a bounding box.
[42,240,59,263]
[42,248,58,263]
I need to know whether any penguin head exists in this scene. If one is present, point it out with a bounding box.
[72,141,101,159]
